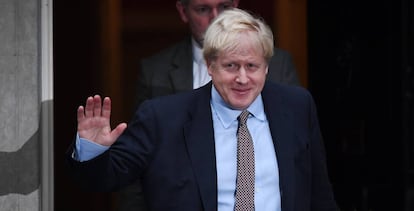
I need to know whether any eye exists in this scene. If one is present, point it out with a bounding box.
[195,6,211,16]
[218,3,233,13]
[246,63,260,72]
[223,63,239,72]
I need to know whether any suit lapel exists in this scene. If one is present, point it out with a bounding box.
[170,38,194,92]
[262,83,295,211]
[183,83,218,210]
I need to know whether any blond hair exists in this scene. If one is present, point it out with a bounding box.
[203,8,274,64]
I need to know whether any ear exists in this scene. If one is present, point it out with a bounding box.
[206,60,214,75]
[232,0,240,7]
[176,1,189,23]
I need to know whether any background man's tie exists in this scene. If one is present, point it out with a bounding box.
[234,110,255,211]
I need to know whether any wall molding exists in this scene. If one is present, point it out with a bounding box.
[40,0,54,210]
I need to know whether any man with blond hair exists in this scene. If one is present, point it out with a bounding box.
[67,8,337,211]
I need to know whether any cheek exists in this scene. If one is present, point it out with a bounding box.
[253,71,268,83]
[212,73,230,85]
[196,18,211,31]
[220,75,238,86]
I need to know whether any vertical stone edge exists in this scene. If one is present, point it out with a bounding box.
[40,0,53,210]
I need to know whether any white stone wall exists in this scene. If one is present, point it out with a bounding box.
[0,0,41,210]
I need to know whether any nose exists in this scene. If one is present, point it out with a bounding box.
[209,8,219,19]
[235,68,249,84]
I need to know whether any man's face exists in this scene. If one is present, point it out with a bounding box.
[207,33,268,110]
[176,0,238,46]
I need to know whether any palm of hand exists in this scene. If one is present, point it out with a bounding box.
[77,95,127,147]
[78,115,114,146]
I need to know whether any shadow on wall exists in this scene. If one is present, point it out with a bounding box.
[0,131,39,195]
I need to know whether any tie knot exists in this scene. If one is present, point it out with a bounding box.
[238,110,250,124]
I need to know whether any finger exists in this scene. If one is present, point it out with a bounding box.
[84,96,94,118]
[93,95,102,117]
[77,105,85,122]
[102,97,112,119]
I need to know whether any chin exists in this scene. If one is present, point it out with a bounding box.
[231,102,250,110]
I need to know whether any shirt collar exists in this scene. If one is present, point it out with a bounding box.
[211,85,267,129]
[192,38,204,64]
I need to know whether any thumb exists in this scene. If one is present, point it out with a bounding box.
[110,123,128,141]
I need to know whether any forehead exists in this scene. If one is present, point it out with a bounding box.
[222,33,263,54]
[219,48,265,66]
[189,0,232,5]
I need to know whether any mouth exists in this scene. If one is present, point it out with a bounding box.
[233,88,250,95]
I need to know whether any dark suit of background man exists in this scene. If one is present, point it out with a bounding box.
[66,8,337,211]
[121,0,300,210]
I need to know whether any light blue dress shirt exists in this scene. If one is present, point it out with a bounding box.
[75,86,281,211]
[210,86,281,211]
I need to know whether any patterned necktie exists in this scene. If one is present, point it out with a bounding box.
[234,110,255,211]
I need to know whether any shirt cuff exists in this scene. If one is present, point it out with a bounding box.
[75,133,110,162]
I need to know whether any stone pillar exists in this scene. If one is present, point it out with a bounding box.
[0,0,53,210]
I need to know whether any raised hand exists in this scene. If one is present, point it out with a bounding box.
[77,95,127,146]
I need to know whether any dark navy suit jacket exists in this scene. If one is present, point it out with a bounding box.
[67,82,338,211]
